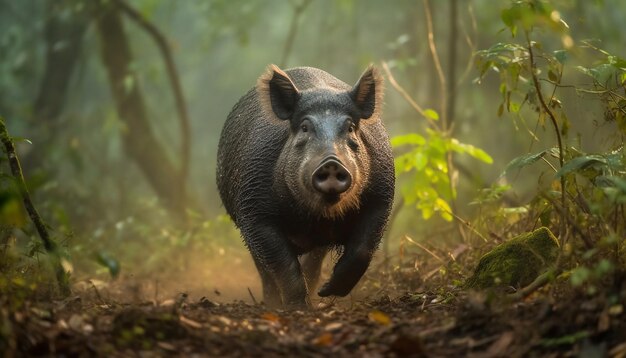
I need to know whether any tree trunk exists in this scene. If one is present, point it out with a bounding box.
[24,1,89,173]
[35,2,88,124]
[96,4,186,216]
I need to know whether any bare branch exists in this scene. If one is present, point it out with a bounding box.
[423,0,447,128]
[0,116,70,295]
[446,0,458,125]
[456,2,478,86]
[113,0,191,185]
[280,0,314,68]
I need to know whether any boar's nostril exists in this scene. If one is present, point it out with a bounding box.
[315,172,329,181]
[312,159,352,195]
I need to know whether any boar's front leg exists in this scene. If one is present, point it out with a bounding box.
[300,246,328,293]
[242,223,310,309]
[317,208,388,298]
[252,260,281,308]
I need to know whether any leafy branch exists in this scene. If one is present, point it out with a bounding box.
[525,32,567,239]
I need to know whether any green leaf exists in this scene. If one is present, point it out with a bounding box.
[96,252,121,279]
[548,70,558,82]
[391,133,426,147]
[596,176,626,196]
[500,150,547,178]
[10,136,33,145]
[555,155,608,178]
[570,267,590,287]
[541,331,589,347]
[560,112,570,136]
[424,109,439,121]
[434,198,453,221]
[468,147,494,164]
[608,55,626,69]
[413,152,428,171]
[578,64,616,83]
[554,50,567,64]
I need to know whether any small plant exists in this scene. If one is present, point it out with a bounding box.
[474,0,626,295]
[393,127,492,221]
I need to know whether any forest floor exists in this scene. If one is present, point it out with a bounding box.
[3,264,626,357]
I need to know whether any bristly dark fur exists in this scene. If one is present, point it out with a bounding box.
[216,64,394,309]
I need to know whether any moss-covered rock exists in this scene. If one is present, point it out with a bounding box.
[466,227,559,289]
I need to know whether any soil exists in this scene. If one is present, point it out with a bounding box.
[3,274,625,357]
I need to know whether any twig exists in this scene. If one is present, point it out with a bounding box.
[509,267,557,301]
[113,0,191,187]
[381,62,437,128]
[539,78,625,95]
[247,287,258,305]
[89,279,105,305]
[0,116,70,295]
[403,235,445,264]
[456,3,478,86]
[445,208,489,243]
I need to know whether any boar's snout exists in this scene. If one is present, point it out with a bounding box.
[312,156,352,195]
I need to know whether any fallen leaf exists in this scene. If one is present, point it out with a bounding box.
[68,314,84,331]
[157,341,177,351]
[313,332,334,346]
[57,319,69,330]
[368,310,391,326]
[180,315,203,329]
[160,299,176,307]
[324,322,343,331]
[609,304,623,316]
[217,315,232,326]
[598,310,610,332]
[261,312,281,323]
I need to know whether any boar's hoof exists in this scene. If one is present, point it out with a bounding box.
[318,281,351,297]
[312,157,352,195]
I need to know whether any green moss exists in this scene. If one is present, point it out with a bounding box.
[466,227,559,289]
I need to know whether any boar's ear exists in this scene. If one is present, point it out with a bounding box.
[350,65,384,119]
[257,64,300,120]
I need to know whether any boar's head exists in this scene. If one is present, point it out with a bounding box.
[258,65,383,219]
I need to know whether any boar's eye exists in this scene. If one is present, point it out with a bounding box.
[300,123,309,133]
[346,119,356,133]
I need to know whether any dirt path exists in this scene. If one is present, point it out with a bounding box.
[4,284,625,357]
